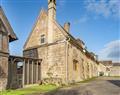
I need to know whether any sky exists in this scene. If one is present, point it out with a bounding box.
[0,0,120,62]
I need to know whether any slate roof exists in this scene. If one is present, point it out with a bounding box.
[113,63,120,66]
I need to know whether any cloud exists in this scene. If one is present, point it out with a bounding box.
[57,0,66,7]
[57,0,66,13]
[74,0,120,25]
[74,15,89,24]
[99,40,120,62]
[85,0,120,19]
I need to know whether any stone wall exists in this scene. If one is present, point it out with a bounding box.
[38,42,66,83]
[24,9,67,84]
[0,78,7,91]
[23,7,99,85]
[97,63,106,76]
[0,56,8,90]
[0,33,9,91]
[110,66,120,76]
[68,43,84,82]
[24,9,48,50]
[67,42,98,83]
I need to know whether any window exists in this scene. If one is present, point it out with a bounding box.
[40,34,45,44]
[73,59,78,71]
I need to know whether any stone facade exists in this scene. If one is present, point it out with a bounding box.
[24,0,99,84]
[98,61,120,77]
[110,63,120,76]
[67,42,98,83]
[0,7,17,90]
[0,56,8,90]
[97,62,106,76]
[99,61,113,76]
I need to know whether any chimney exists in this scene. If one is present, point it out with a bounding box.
[48,0,56,43]
[48,0,56,20]
[64,22,70,32]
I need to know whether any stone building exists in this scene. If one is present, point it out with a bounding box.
[0,7,42,91]
[97,62,106,76]
[99,61,120,77]
[110,63,120,76]
[99,61,113,76]
[24,0,99,84]
[0,7,17,90]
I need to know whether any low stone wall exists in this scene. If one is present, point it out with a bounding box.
[0,78,7,91]
[42,78,62,86]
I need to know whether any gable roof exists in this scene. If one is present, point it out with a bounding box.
[23,7,98,62]
[113,63,120,66]
[0,6,17,42]
[24,7,83,50]
[100,61,113,66]
[53,19,85,50]
[23,8,47,49]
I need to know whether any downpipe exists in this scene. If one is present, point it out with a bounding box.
[65,38,70,84]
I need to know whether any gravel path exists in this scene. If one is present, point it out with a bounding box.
[30,77,120,95]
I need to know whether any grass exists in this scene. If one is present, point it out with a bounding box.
[0,77,98,95]
[1,84,59,95]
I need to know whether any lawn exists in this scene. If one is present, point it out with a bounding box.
[0,77,98,95]
[1,84,58,95]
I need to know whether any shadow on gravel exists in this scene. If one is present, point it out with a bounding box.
[44,89,79,95]
[108,80,120,87]
[43,88,94,95]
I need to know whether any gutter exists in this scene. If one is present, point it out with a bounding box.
[65,37,70,84]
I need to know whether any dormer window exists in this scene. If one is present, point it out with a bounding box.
[40,34,45,44]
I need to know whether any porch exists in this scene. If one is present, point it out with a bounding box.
[8,55,42,89]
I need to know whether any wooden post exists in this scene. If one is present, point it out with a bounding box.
[10,58,13,88]
[22,59,25,87]
[31,61,34,84]
[27,60,29,84]
[36,61,38,83]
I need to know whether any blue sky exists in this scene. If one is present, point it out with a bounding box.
[0,0,120,62]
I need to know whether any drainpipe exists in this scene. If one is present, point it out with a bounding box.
[65,37,70,84]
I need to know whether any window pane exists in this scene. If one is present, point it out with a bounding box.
[41,34,45,44]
